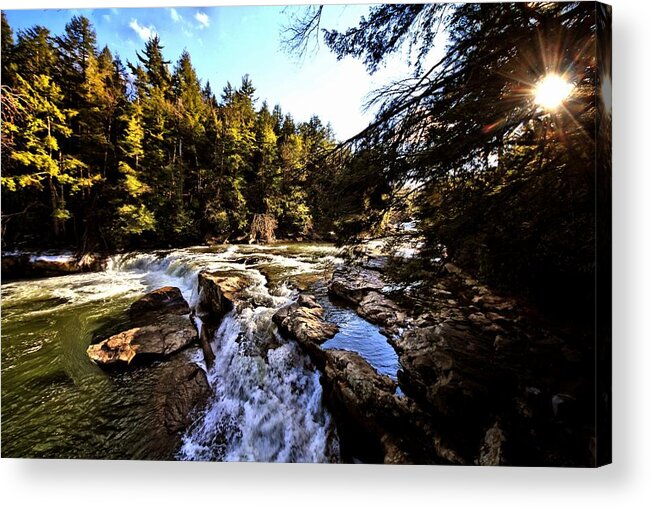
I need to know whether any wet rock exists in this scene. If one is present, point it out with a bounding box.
[86,314,197,367]
[1,252,107,280]
[357,291,406,333]
[197,271,250,324]
[154,354,211,434]
[129,286,189,319]
[273,295,338,354]
[319,349,465,465]
[477,421,508,466]
[143,351,211,458]
[328,265,384,304]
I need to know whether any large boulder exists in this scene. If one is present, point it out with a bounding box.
[153,354,211,435]
[328,265,385,304]
[196,271,250,324]
[136,351,212,459]
[86,314,196,367]
[87,286,196,368]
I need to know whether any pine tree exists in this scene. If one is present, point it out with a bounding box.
[1,74,95,238]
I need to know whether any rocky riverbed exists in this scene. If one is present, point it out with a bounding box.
[1,244,595,465]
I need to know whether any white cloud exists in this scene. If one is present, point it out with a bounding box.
[195,11,210,28]
[102,14,111,23]
[129,19,156,41]
[170,8,182,23]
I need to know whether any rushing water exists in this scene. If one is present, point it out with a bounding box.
[1,243,399,461]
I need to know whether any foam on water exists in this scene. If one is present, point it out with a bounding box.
[1,243,392,462]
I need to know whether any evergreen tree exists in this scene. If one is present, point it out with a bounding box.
[2,74,95,238]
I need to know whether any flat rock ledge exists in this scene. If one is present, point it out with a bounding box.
[321,260,594,466]
[87,286,196,368]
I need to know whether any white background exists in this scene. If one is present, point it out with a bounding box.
[1,0,650,505]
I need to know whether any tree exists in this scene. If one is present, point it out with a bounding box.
[1,74,96,238]
[1,12,14,85]
[10,26,56,79]
[287,3,601,314]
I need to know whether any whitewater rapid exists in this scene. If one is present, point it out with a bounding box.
[2,243,399,461]
[108,244,342,461]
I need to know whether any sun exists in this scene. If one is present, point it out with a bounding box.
[534,74,574,111]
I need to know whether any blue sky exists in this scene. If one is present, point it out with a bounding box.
[2,5,433,141]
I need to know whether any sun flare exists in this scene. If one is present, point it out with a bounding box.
[534,74,574,111]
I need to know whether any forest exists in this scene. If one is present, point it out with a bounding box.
[1,2,610,322]
[1,12,341,251]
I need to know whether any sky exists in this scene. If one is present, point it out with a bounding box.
[2,4,441,141]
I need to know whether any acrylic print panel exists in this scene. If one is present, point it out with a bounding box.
[0,2,611,466]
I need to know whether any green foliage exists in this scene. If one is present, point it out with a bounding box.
[116,204,156,236]
[1,15,337,250]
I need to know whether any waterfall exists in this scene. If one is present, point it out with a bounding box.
[107,245,341,462]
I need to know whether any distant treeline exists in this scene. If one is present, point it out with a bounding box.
[1,13,344,250]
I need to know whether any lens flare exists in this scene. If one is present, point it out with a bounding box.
[534,74,574,111]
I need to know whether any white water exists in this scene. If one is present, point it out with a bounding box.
[3,242,403,462]
[108,244,342,462]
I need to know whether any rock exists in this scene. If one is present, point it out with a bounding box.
[320,349,465,465]
[551,393,578,420]
[478,421,508,466]
[1,252,107,280]
[273,296,463,465]
[196,272,252,367]
[328,265,384,304]
[197,271,250,324]
[86,313,197,367]
[396,323,494,419]
[273,295,338,354]
[363,256,389,272]
[153,355,211,434]
[142,351,211,458]
[357,291,406,333]
[317,349,407,463]
[129,286,189,319]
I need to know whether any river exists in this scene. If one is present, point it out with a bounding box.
[1,243,399,461]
